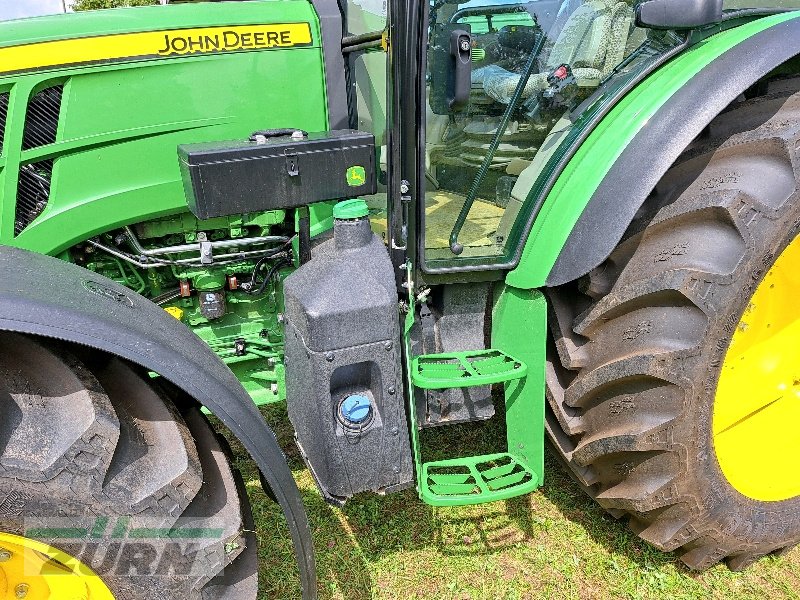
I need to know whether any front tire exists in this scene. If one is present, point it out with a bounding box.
[0,333,258,598]
[545,77,800,570]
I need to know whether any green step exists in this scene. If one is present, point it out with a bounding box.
[402,268,547,508]
[420,453,539,507]
[411,349,527,390]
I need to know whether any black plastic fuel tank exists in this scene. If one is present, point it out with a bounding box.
[282,200,413,504]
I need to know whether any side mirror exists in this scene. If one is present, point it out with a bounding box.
[636,0,723,30]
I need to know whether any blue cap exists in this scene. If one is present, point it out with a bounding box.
[340,394,371,424]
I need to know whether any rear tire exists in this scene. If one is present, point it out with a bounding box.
[545,77,800,570]
[0,333,258,598]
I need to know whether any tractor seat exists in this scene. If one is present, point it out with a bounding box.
[473,0,634,104]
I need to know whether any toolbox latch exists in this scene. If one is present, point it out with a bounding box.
[285,150,299,177]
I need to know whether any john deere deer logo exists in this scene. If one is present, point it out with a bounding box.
[346,166,367,187]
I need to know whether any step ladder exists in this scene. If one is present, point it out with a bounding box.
[411,350,527,389]
[403,278,546,507]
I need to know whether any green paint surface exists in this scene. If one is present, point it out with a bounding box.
[491,285,546,485]
[507,12,800,289]
[411,350,528,390]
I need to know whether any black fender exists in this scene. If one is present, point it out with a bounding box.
[547,16,800,286]
[0,246,317,600]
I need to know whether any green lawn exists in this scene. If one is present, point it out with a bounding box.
[225,406,800,600]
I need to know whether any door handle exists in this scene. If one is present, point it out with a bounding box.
[448,29,472,110]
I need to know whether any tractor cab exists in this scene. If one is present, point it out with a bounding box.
[422,0,645,262]
[362,0,685,279]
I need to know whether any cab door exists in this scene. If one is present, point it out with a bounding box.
[417,0,667,274]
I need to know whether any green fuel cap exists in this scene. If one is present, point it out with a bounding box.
[333,199,369,220]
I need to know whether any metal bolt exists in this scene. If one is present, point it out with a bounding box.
[325,352,335,362]
[15,583,29,599]
[0,548,11,562]
[391,426,399,436]
[271,383,279,395]
[384,341,393,351]
[460,39,471,52]
[197,232,207,241]
[392,466,400,474]
[387,386,396,395]
[400,181,410,194]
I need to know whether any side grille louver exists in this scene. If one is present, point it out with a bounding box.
[22,85,63,150]
[15,160,53,235]
[0,92,9,155]
[14,85,64,234]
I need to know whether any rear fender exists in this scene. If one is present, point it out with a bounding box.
[507,12,800,289]
[0,246,317,599]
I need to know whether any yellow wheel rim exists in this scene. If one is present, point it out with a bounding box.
[714,234,800,502]
[0,532,114,599]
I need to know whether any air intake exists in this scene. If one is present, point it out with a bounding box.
[22,85,63,150]
[0,92,9,155]
[15,160,53,235]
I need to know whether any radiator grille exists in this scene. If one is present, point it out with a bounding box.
[15,160,53,235]
[0,92,8,155]
[22,85,63,150]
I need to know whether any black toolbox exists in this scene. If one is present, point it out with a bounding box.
[179,129,377,219]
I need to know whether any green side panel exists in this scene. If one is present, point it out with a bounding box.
[0,1,328,254]
[491,285,546,485]
[506,11,800,289]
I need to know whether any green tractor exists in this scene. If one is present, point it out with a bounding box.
[0,0,799,597]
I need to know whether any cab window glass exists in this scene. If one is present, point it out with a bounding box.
[347,1,389,240]
[423,0,679,265]
[347,0,387,34]
[345,0,387,149]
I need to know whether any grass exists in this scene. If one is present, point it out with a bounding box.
[222,405,800,600]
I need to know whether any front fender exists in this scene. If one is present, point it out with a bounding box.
[507,11,800,289]
[0,245,317,599]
